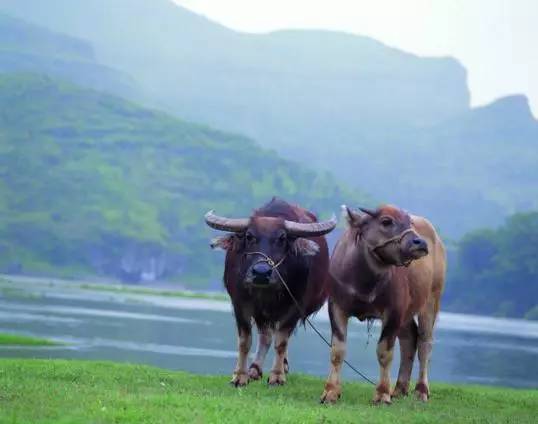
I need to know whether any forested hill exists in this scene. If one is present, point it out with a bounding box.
[0,73,366,283]
[2,0,537,237]
[0,12,138,99]
[444,210,538,320]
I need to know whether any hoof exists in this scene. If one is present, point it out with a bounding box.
[414,382,430,402]
[372,390,392,405]
[391,381,409,399]
[248,364,263,381]
[230,372,249,387]
[320,384,341,404]
[267,371,286,386]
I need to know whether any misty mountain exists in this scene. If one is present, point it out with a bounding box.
[0,73,363,283]
[1,0,537,238]
[0,12,138,98]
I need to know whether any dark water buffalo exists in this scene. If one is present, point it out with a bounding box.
[205,198,336,386]
[321,205,446,404]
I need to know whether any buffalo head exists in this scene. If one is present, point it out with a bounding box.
[205,210,336,287]
[344,205,428,266]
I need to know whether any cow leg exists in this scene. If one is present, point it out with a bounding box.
[373,315,400,404]
[392,319,418,398]
[231,308,252,387]
[320,300,349,404]
[268,327,293,385]
[415,298,439,401]
[248,326,273,380]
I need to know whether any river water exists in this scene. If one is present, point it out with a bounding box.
[1,277,537,389]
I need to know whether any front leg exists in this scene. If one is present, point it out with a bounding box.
[320,300,349,404]
[373,314,400,404]
[268,327,292,385]
[248,325,273,380]
[231,309,252,387]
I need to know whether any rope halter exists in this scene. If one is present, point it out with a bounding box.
[369,227,417,267]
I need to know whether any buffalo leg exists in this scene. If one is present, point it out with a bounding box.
[268,327,292,385]
[392,319,418,398]
[415,298,439,401]
[248,326,273,380]
[231,309,252,387]
[373,315,400,404]
[320,300,349,404]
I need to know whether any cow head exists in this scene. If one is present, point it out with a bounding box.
[205,211,336,287]
[344,205,428,266]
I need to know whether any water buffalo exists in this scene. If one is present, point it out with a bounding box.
[205,198,337,386]
[320,205,446,404]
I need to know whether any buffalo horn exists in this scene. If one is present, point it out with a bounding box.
[204,211,249,232]
[284,214,337,237]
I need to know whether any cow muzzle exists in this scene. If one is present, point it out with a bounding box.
[251,262,273,286]
[406,236,429,259]
[244,251,286,288]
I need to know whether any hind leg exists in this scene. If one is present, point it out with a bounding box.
[415,298,439,401]
[372,314,400,405]
[248,325,273,380]
[392,319,418,398]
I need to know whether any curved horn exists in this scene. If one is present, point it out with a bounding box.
[204,210,249,232]
[359,207,377,217]
[284,214,337,237]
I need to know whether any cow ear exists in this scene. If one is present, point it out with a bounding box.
[210,233,236,251]
[292,238,320,256]
[342,205,363,227]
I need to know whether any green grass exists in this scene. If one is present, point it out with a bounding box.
[0,359,536,423]
[0,333,57,346]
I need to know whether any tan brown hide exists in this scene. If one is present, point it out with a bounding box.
[321,205,446,405]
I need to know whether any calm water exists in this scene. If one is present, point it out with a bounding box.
[1,277,537,389]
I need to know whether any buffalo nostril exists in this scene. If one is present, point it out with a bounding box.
[252,263,272,277]
[410,237,428,252]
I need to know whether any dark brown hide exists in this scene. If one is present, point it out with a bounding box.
[207,197,335,386]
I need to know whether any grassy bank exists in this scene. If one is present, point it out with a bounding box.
[0,333,58,346]
[78,283,228,301]
[0,360,536,423]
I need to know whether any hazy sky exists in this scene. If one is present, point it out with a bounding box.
[174,0,538,117]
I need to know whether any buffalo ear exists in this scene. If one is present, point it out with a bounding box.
[292,238,320,256]
[210,233,236,251]
[342,205,363,227]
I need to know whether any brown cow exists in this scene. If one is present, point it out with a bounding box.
[320,204,446,404]
[205,198,336,386]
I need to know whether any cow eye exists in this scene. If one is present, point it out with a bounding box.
[277,233,287,244]
[381,218,393,227]
[245,232,256,243]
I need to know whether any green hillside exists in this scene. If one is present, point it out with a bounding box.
[2,1,537,238]
[0,73,366,283]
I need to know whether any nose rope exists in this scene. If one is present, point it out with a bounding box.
[244,251,376,386]
[372,228,416,251]
[369,228,417,268]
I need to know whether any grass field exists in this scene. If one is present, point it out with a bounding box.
[0,359,536,423]
[0,333,58,346]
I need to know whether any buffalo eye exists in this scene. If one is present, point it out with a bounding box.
[276,232,287,246]
[245,232,256,244]
[381,217,393,227]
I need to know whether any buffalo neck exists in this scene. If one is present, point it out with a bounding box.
[352,233,391,297]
